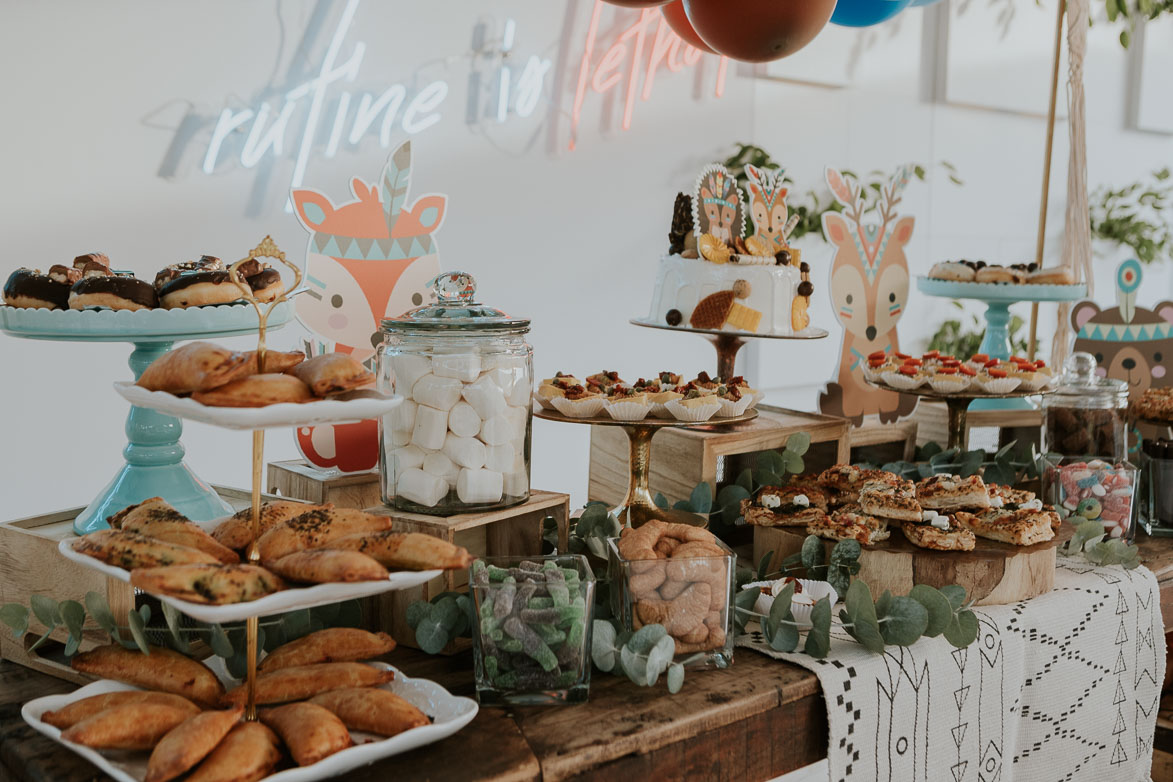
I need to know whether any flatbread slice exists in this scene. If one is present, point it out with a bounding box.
[986,484,1036,509]
[858,478,923,522]
[915,474,990,510]
[741,486,829,527]
[953,509,1056,546]
[816,465,900,495]
[900,520,975,551]
[807,507,890,545]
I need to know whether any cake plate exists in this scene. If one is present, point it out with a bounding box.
[915,277,1085,411]
[630,318,828,379]
[0,300,292,535]
[865,378,1054,450]
[534,406,758,527]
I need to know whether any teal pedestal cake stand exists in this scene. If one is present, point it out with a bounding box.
[0,303,291,534]
[915,277,1086,412]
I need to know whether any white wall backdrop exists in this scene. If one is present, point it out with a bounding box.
[1,0,1170,519]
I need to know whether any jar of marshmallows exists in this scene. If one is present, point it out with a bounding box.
[377,272,532,514]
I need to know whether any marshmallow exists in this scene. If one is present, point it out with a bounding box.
[457,468,503,504]
[423,451,461,486]
[390,427,412,447]
[448,401,482,438]
[432,352,481,382]
[389,398,416,433]
[479,414,518,446]
[391,353,432,394]
[443,433,487,469]
[503,469,529,497]
[413,374,463,411]
[397,468,448,507]
[411,405,449,450]
[462,374,507,419]
[507,376,532,407]
[503,404,528,433]
[392,444,426,471]
[485,442,515,473]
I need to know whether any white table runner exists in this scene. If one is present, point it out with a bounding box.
[739,558,1165,782]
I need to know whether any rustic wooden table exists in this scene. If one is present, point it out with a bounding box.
[4,531,1172,782]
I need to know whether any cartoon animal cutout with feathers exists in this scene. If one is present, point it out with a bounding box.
[745,164,790,252]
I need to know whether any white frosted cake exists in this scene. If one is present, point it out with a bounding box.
[648,162,815,336]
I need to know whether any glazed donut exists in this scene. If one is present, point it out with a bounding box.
[69,275,157,311]
[48,264,83,285]
[929,261,976,282]
[3,268,71,309]
[246,267,284,302]
[975,265,1022,284]
[154,255,224,289]
[158,271,250,309]
[1027,267,1075,285]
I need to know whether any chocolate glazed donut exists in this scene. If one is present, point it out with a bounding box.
[158,271,250,309]
[69,275,157,311]
[246,267,284,303]
[3,268,71,309]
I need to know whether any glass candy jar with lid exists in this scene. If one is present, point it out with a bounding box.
[377,272,532,514]
[1041,351,1130,461]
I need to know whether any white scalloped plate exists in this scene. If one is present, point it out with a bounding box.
[21,662,478,782]
[0,301,292,342]
[113,383,401,431]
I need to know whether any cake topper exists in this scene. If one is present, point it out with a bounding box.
[692,164,746,243]
[744,164,791,252]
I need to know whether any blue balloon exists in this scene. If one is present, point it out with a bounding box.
[908,0,945,6]
[830,0,913,27]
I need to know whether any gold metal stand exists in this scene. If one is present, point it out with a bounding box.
[629,319,827,379]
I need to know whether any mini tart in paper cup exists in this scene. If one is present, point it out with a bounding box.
[550,394,606,418]
[714,393,753,418]
[648,390,683,418]
[881,368,925,390]
[975,372,1021,394]
[603,396,652,421]
[928,372,970,394]
[1014,369,1047,391]
[862,361,890,383]
[534,385,565,410]
[665,396,721,422]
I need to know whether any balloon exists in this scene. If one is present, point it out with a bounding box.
[601,0,671,6]
[662,0,715,54]
[683,0,837,63]
[830,0,914,27]
[909,0,945,5]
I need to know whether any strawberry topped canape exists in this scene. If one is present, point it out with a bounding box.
[976,365,1021,394]
[883,361,926,390]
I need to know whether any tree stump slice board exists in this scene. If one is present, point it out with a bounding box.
[753,523,1075,606]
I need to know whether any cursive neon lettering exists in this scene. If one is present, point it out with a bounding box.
[402,81,448,134]
[202,108,253,174]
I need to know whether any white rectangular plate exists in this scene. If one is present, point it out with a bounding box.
[113,382,402,431]
[21,662,478,782]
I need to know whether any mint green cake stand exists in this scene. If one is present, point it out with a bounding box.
[0,303,292,534]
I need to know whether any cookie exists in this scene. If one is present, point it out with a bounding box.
[690,290,735,329]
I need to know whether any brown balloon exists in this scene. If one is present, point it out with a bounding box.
[602,0,671,6]
[682,0,837,62]
[661,0,715,54]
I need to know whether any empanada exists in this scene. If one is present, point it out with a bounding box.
[110,497,238,564]
[211,501,329,551]
[192,373,314,407]
[255,508,393,561]
[260,701,353,766]
[74,529,221,570]
[221,662,394,706]
[42,690,198,729]
[146,706,243,782]
[288,352,374,396]
[310,687,428,737]
[264,549,388,583]
[325,530,473,571]
[242,348,305,374]
[187,722,282,782]
[60,702,198,750]
[70,644,225,706]
[131,564,284,605]
[258,628,396,673]
[136,341,252,395]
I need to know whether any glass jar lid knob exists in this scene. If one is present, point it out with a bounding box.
[432,272,476,304]
[1066,351,1098,381]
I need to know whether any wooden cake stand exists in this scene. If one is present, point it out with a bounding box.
[629,319,827,380]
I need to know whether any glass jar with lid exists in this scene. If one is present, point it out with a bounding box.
[377,272,532,514]
[1041,351,1130,461]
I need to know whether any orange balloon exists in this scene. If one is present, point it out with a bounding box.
[661,0,715,54]
[682,0,837,62]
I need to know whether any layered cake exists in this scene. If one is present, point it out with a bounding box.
[647,163,815,336]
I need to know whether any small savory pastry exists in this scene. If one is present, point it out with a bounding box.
[953,508,1056,546]
[1026,267,1075,285]
[158,270,251,309]
[3,268,71,309]
[69,275,157,311]
[901,514,976,552]
[915,474,990,511]
[186,722,282,782]
[241,348,305,374]
[260,702,353,767]
[807,506,890,545]
[741,486,829,527]
[136,342,253,395]
[858,478,923,523]
[534,373,579,409]
[42,691,198,730]
[288,352,375,396]
[145,706,243,782]
[70,644,225,706]
[60,702,198,751]
[191,373,315,407]
[131,563,285,605]
[109,497,239,564]
[324,529,473,571]
[222,662,395,706]
[310,687,429,737]
[255,508,394,561]
[210,500,328,551]
[986,484,1037,510]
[928,261,976,282]
[265,549,389,583]
[258,627,397,673]
[817,464,899,498]
[74,529,221,570]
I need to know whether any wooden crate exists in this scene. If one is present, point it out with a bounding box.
[267,459,383,509]
[588,406,850,507]
[362,491,571,652]
[847,416,918,464]
[911,400,1042,451]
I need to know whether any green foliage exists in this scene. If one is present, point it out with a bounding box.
[1060,519,1141,569]
[567,502,623,561]
[927,301,1029,360]
[404,591,476,654]
[591,619,691,691]
[1089,167,1173,264]
[880,440,1051,486]
[1102,1,1173,47]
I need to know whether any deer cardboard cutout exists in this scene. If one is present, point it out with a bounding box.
[1071,259,1173,400]
[818,166,917,425]
[290,140,447,471]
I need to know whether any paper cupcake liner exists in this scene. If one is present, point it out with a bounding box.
[862,365,885,383]
[715,395,753,417]
[881,371,925,390]
[928,376,970,394]
[550,395,606,418]
[533,390,559,410]
[1015,373,1047,391]
[603,399,651,421]
[650,402,677,418]
[664,398,720,422]
[977,376,1021,394]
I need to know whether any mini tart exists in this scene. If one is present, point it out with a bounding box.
[3,268,70,309]
[975,368,1021,394]
[69,275,157,311]
[928,368,969,393]
[713,386,752,417]
[1011,366,1046,391]
[158,271,250,309]
[603,393,651,421]
[246,267,285,303]
[881,365,925,390]
[549,391,606,418]
[648,389,684,418]
[664,394,720,422]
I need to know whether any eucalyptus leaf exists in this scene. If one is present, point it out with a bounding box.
[667,662,685,693]
[769,583,795,626]
[406,601,431,631]
[209,624,234,658]
[282,608,311,640]
[943,610,979,647]
[585,536,608,560]
[619,645,652,686]
[994,440,1017,461]
[311,601,340,626]
[653,493,669,509]
[0,604,29,638]
[938,584,967,612]
[918,442,943,460]
[733,587,761,634]
[592,620,617,672]
[85,592,119,642]
[753,469,782,488]
[756,551,773,580]
[909,585,952,637]
[26,626,55,654]
[874,589,893,620]
[828,539,861,595]
[718,485,751,515]
[138,604,151,625]
[689,482,713,514]
[782,450,804,475]
[981,462,1016,487]
[127,609,151,654]
[672,500,695,512]
[60,600,85,640]
[646,635,675,679]
[736,469,754,492]
[160,603,190,654]
[785,431,811,456]
[64,631,81,657]
[803,597,832,658]
[433,596,461,630]
[801,535,827,580]
[415,615,449,655]
[30,595,61,629]
[628,624,668,655]
[843,581,885,653]
[879,596,929,646]
[454,595,474,637]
